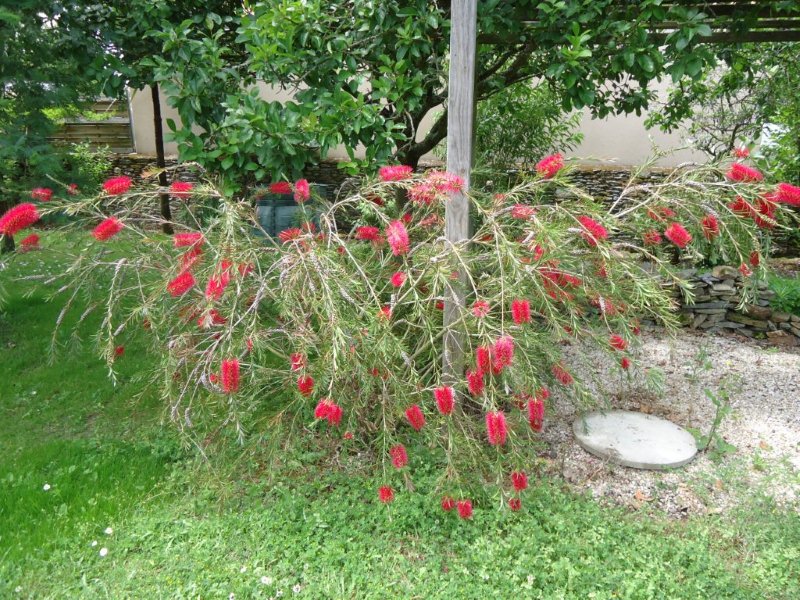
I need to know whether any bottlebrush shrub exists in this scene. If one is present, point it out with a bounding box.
[16,160,797,513]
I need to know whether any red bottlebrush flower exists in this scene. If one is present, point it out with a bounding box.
[355,226,381,242]
[174,232,204,248]
[390,444,408,469]
[19,233,40,251]
[753,197,777,229]
[205,273,230,301]
[67,183,79,195]
[180,245,203,271]
[434,386,455,415]
[31,187,53,202]
[378,165,413,182]
[510,204,536,220]
[102,176,132,195]
[726,162,763,183]
[664,222,692,249]
[749,251,760,267]
[610,334,627,351]
[209,373,219,384]
[536,387,550,402]
[405,404,425,431]
[733,146,750,159]
[386,220,410,256]
[775,183,800,206]
[511,471,528,492]
[511,299,531,324]
[92,217,123,241]
[0,203,40,236]
[379,305,392,320]
[419,214,443,229]
[401,212,413,225]
[318,400,343,426]
[167,270,195,297]
[528,398,545,432]
[390,271,407,287]
[441,496,456,512]
[456,499,473,519]
[343,431,354,440]
[435,300,445,310]
[476,346,492,375]
[169,181,193,199]
[643,229,662,246]
[197,309,227,328]
[114,345,125,358]
[378,486,394,503]
[472,300,490,318]
[485,410,508,446]
[293,178,310,203]
[467,369,485,396]
[577,215,608,246]
[290,353,306,371]
[297,375,314,397]
[701,214,720,240]
[221,358,240,394]
[366,194,384,206]
[409,182,437,205]
[426,170,465,194]
[509,498,522,511]
[535,153,564,178]
[491,335,515,372]
[278,227,304,244]
[552,363,573,386]
[729,195,753,217]
[620,357,631,370]
[269,181,293,195]
[739,262,753,277]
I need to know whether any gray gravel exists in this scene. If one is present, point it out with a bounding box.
[545,328,800,517]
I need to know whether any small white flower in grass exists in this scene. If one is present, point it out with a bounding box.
[275,591,283,598]
[91,540,98,547]
[14,586,22,593]
[99,547,108,557]
[228,594,235,600]
[240,565,247,573]
[104,527,113,535]
[43,483,51,491]
[260,576,273,585]
[292,584,302,594]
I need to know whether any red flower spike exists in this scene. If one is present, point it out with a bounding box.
[279,227,304,244]
[726,162,763,183]
[441,496,456,512]
[293,179,310,203]
[102,176,132,195]
[378,165,413,182]
[92,217,124,241]
[577,215,608,246]
[221,358,240,394]
[405,405,425,431]
[435,300,445,310]
[643,229,662,246]
[528,398,545,432]
[535,153,564,178]
[297,375,314,397]
[511,299,531,324]
[269,181,292,195]
[31,187,53,202]
[426,170,465,194]
[701,214,720,240]
[0,203,40,236]
[390,444,408,469]
[19,233,40,251]
[733,146,749,159]
[467,369,485,396]
[167,271,195,297]
[475,346,491,375]
[749,251,760,267]
[379,305,392,320]
[290,353,306,371]
[169,181,193,199]
[343,431,354,440]
[401,212,413,225]
[456,499,473,519]
[491,335,515,372]
[552,363,573,386]
[67,183,79,195]
[434,386,455,415]
[174,232,204,248]
[510,204,536,220]
[386,220,410,256]
[472,300,490,318]
[355,226,381,242]
[390,271,406,287]
[775,183,800,206]
[114,345,125,358]
[378,486,394,503]
[739,263,753,277]
[511,471,528,492]
[610,334,627,351]
[485,411,508,446]
[664,223,692,249]
[621,357,631,370]
[509,498,522,511]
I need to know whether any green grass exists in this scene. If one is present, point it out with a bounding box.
[1,235,798,598]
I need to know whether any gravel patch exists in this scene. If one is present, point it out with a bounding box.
[545,328,800,517]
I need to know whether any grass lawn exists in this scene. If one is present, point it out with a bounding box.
[1,233,798,599]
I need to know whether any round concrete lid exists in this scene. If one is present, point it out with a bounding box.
[573,410,698,470]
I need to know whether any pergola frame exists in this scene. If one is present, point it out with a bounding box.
[442,0,800,376]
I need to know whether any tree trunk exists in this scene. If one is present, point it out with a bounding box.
[151,84,173,235]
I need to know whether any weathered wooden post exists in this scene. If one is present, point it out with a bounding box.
[443,0,478,382]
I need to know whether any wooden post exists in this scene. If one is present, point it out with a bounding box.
[443,0,478,383]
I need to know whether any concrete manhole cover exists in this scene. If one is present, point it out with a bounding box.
[573,410,698,470]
